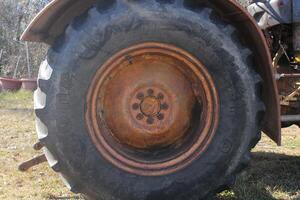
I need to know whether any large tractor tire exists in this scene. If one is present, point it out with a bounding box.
[35,1,264,199]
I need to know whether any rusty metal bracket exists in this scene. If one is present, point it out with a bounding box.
[281,84,300,106]
[281,115,300,122]
[18,141,47,172]
[18,154,47,172]
[277,73,300,79]
[33,141,44,151]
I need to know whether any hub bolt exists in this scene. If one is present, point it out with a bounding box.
[136,113,144,120]
[132,103,140,110]
[157,113,164,120]
[161,103,169,110]
[136,93,145,100]
[147,89,154,96]
[157,93,164,100]
[147,117,154,124]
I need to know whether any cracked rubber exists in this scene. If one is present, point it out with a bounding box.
[34,0,264,199]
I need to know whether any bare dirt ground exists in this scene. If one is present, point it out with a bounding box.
[0,91,299,200]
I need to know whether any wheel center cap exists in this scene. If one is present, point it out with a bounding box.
[141,97,161,116]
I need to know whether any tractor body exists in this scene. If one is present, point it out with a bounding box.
[247,0,300,129]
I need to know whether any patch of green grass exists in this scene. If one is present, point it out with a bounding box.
[0,91,299,200]
[283,133,300,149]
[0,91,80,200]
[231,152,300,200]
[0,90,34,110]
[214,126,300,200]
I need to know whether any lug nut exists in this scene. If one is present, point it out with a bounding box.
[146,117,154,124]
[157,93,164,100]
[136,92,144,100]
[136,113,144,120]
[157,113,164,120]
[132,103,140,110]
[161,103,169,110]
[147,89,154,96]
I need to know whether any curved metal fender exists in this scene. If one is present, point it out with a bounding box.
[21,0,281,145]
[21,0,96,44]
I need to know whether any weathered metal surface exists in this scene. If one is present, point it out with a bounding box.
[102,54,197,149]
[281,115,300,122]
[278,73,300,79]
[21,0,281,144]
[33,141,44,151]
[281,85,300,106]
[21,0,96,44]
[18,154,47,171]
[19,141,46,171]
[209,0,281,144]
[276,65,300,125]
[85,42,219,176]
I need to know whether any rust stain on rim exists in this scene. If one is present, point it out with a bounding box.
[85,42,219,176]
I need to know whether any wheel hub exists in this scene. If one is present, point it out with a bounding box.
[140,96,160,117]
[101,51,197,149]
[85,42,219,176]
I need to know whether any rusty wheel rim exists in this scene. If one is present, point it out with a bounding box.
[86,42,219,176]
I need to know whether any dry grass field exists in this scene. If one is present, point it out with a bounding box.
[0,91,299,200]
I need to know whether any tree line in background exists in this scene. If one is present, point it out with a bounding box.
[0,0,50,78]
